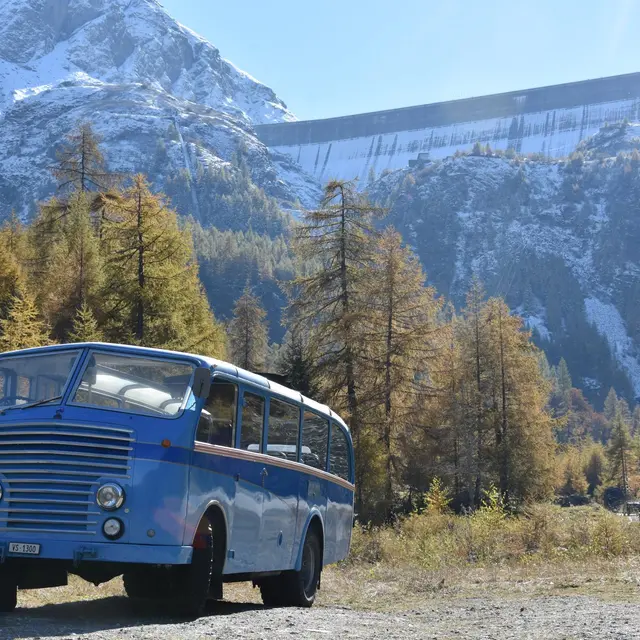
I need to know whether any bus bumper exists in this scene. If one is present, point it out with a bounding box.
[0,540,193,565]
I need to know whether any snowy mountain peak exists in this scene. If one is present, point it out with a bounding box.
[0,0,295,124]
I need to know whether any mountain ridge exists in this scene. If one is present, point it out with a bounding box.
[0,0,320,219]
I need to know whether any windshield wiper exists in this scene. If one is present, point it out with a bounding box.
[0,395,63,416]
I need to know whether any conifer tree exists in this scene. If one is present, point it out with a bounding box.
[617,397,632,424]
[102,175,225,357]
[556,358,572,416]
[53,123,110,194]
[288,180,384,509]
[608,410,632,496]
[277,327,317,396]
[604,388,619,422]
[458,276,492,505]
[0,217,24,318]
[584,442,606,495]
[289,181,383,421]
[37,192,104,339]
[68,302,103,343]
[483,297,555,502]
[433,305,463,498]
[632,406,640,436]
[0,290,49,352]
[362,227,443,513]
[228,285,268,371]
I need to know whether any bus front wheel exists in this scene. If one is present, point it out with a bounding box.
[0,572,17,614]
[172,515,215,617]
[260,529,321,608]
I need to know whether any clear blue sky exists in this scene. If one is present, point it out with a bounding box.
[160,0,640,121]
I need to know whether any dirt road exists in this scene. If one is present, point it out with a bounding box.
[3,594,640,640]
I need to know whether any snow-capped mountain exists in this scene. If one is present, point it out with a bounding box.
[372,122,640,405]
[0,0,320,219]
[0,0,294,124]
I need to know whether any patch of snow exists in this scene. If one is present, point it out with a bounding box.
[523,315,551,341]
[585,297,640,395]
[582,377,601,390]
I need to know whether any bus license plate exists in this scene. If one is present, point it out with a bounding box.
[9,543,40,555]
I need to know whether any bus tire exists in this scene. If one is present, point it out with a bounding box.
[258,575,285,607]
[123,569,172,600]
[0,573,17,614]
[281,529,321,608]
[172,515,215,618]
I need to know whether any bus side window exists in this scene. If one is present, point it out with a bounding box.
[329,424,350,481]
[267,399,300,461]
[196,381,238,447]
[301,411,329,470]
[240,392,265,451]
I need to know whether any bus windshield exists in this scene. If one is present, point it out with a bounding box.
[71,351,196,418]
[0,350,81,410]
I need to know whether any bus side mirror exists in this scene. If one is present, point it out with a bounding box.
[193,367,211,399]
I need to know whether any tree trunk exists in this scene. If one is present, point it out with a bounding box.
[498,306,509,501]
[136,188,145,342]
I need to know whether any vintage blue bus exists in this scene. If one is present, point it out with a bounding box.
[0,343,355,615]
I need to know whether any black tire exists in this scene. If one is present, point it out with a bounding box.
[258,575,285,607]
[282,530,321,607]
[123,568,173,600]
[0,572,17,614]
[171,516,215,618]
[259,530,321,608]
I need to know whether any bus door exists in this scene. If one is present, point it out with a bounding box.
[230,389,267,571]
[294,411,330,563]
[324,422,353,564]
[259,398,302,571]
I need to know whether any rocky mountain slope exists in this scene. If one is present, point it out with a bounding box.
[0,0,319,220]
[372,123,640,406]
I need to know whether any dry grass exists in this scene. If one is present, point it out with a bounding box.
[17,504,640,613]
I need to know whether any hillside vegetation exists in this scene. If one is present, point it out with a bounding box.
[1,125,639,524]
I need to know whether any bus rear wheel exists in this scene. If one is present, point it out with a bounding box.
[260,530,321,608]
[0,572,17,614]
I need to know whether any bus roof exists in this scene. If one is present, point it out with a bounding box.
[0,342,350,432]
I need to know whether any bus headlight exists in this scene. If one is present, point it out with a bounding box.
[103,518,124,540]
[96,483,125,511]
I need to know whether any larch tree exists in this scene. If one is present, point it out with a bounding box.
[483,297,555,503]
[431,304,463,499]
[0,217,24,319]
[288,180,384,511]
[228,285,268,371]
[632,406,640,436]
[604,388,619,422]
[277,326,317,397]
[68,302,103,343]
[289,183,384,429]
[608,409,632,496]
[0,289,50,352]
[361,227,443,516]
[556,358,572,416]
[37,192,104,340]
[102,175,225,357]
[53,123,111,194]
[457,276,493,506]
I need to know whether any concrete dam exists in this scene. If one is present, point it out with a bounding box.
[255,72,640,183]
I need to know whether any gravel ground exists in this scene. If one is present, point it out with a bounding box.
[3,595,640,640]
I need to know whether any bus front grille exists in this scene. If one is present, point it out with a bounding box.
[0,423,133,535]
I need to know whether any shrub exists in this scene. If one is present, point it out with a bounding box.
[343,502,640,572]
